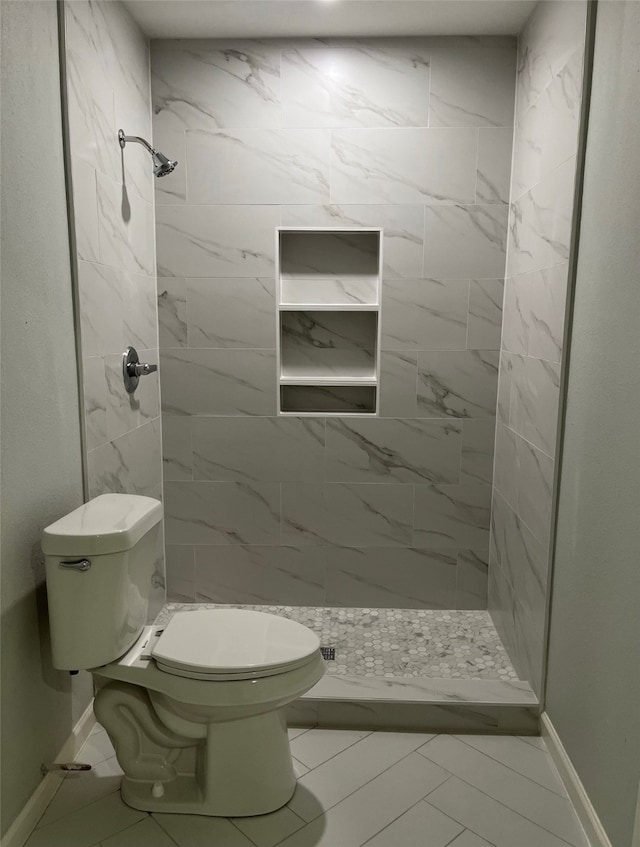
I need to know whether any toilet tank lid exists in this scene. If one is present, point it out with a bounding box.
[42,494,163,556]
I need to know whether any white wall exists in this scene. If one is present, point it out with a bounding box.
[545,3,640,845]
[0,1,92,834]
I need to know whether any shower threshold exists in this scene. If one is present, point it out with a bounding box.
[155,604,539,734]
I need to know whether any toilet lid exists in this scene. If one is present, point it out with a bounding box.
[152,609,320,679]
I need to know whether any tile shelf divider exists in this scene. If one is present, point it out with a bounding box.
[276,226,383,416]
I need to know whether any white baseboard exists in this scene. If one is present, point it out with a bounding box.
[541,712,613,847]
[1,700,96,847]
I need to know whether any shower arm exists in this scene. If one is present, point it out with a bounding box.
[118,129,157,155]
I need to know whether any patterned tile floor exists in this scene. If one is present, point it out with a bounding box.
[26,724,590,847]
[156,604,519,681]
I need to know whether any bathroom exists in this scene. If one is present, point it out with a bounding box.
[1,0,638,845]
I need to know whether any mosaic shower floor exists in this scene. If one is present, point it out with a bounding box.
[156,604,518,681]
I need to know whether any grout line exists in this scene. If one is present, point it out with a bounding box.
[152,814,187,847]
[456,734,567,797]
[422,796,500,847]
[359,792,455,847]
[291,729,374,772]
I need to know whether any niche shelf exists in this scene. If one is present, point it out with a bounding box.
[277,228,382,415]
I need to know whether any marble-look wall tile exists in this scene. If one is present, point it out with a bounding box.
[87,438,128,498]
[281,43,431,128]
[165,545,196,602]
[516,0,587,120]
[501,275,530,355]
[507,155,576,278]
[282,483,413,547]
[104,353,140,440]
[156,205,279,278]
[96,172,155,276]
[331,128,478,205]
[195,546,325,606]
[165,480,281,545]
[192,417,324,482]
[413,484,491,550]
[186,129,331,204]
[78,261,124,357]
[325,418,461,484]
[72,158,101,262]
[135,347,161,423]
[153,125,187,205]
[512,48,583,200]
[496,351,514,424]
[509,355,560,456]
[461,420,495,485]
[280,205,423,278]
[162,415,193,481]
[424,205,508,279]
[429,42,517,127]
[123,273,158,351]
[515,436,554,544]
[325,547,457,609]
[493,422,519,509]
[456,550,489,609]
[158,278,187,348]
[417,350,499,419]
[151,40,281,131]
[186,278,276,348]
[467,279,504,350]
[83,356,108,452]
[280,310,376,378]
[381,278,468,350]
[160,348,277,416]
[378,352,417,418]
[476,128,513,204]
[126,418,163,496]
[527,264,568,362]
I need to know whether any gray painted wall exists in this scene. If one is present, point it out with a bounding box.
[63,0,165,619]
[151,37,516,610]
[0,0,92,834]
[488,0,587,695]
[545,3,640,845]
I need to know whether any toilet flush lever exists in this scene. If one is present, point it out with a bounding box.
[60,559,91,572]
[123,345,158,394]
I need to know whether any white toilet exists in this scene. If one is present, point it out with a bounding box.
[42,493,325,817]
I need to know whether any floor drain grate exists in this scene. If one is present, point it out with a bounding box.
[320,646,336,661]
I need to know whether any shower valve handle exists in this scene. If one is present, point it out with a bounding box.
[131,362,157,377]
[122,346,157,394]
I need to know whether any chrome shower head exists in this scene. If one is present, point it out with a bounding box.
[118,129,178,178]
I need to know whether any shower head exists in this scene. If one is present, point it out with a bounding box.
[118,129,178,178]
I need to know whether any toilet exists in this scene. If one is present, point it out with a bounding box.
[42,494,325,817]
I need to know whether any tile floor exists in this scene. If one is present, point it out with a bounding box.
[26,723,590,847]
[156,604,519,680]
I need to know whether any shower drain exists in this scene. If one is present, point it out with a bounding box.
[320,646,336,661]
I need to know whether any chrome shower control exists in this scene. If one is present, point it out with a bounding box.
[123,346,158,394]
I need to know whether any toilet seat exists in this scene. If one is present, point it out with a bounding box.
[152,609,321,681]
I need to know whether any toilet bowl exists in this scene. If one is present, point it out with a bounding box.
[42,494,325,817]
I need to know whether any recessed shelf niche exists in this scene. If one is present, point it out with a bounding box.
[277,228,382,416]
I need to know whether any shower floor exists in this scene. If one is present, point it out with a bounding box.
[155,604,518,681]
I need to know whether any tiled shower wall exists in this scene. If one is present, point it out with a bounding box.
[64,0,164,612]
[152,37,516,609]
[489,1,587,693]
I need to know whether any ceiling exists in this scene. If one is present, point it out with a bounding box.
[123,0,538,39]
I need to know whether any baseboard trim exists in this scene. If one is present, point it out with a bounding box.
[541,712,613,847]
[1,700,96,847]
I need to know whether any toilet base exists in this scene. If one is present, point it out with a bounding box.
[119,707,297,817]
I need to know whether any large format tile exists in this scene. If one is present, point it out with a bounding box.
[417,350,499,419]
[156,205,279,278]
[428,776,585,847]
[378,351,418,418]
[280,753,449,847]
[99,817,176,847]
[456,550,489,609]
[36,757,122,830]
[414,484,491,549]
[467,278,504,350]
[83,356,108,452]
[281,42,431,128]
[25,792,145,847]
[192,416,324,482]
[476,127,513,204]
[281,483,413,547]
[424,205,508,279]
[154,812,254,847]
[287,731,435,822]
[281,204,423,278]
[195,545,325,605]
[290,728,370,769]
[164,480,281,545]
[422,738,587,846]
[165,544,196,602]
[366,800,464,847]
[461,420,495,485]
[331,127,478,205]
[381,278,468,350]
[157,278,187,348]
[460,734,568,795]
[429,40,516,127]
[71,158,101,263]
[151,40,281,131]
[325,418,461,484]
[160,348,276,416]
[232,805,305,847]
[78,261,124,358]
[186,128,331,204]
[186,278,275,348]
[509,355,561,456]
[162,415,192,481]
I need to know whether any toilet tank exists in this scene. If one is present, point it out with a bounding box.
[42,494,163,671]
